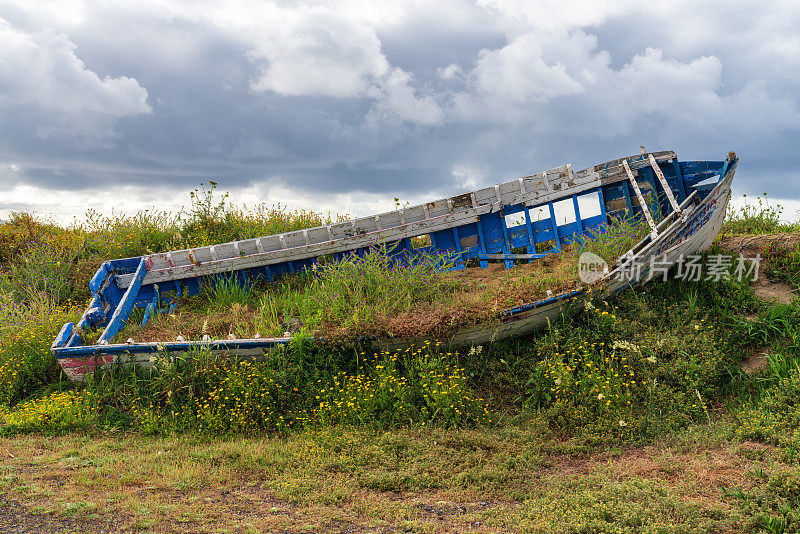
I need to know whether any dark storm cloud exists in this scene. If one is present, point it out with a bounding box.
[1,0,799,219]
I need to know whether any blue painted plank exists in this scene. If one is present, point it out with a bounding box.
[522,207,537,263]
[89,262,112,294]
[548,202,561,251]
[598,186,607,225]
[450,227,465,270]
[572,194,583,235]
[98,258,148,344]
[670,159,687,202]
[142,302,154,326]
[53,337,292,358]
[622,180,634,217]
[476,218,489,269]
[497,212,514,269]
[52,322,73,350]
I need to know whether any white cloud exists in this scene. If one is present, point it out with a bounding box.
[0,18,151,118]
[476,0,642,32]
[0,178,437,227]
[470,32,583,103]
[1,0,800,220]
[437,63,463,80]
[247,7,389,98]
[445,28,800,144]
[367,68,444,126]
[451,163,486,190]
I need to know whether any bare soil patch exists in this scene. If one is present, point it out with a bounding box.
[751,278,797,305]
[741,348,770,375]
[0,496,116,533]
[545,440,775,512]
[718,232,800,257]
[719,232,799,304]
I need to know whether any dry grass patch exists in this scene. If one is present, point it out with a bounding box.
[122,246,583,345]
[0,425,778,533]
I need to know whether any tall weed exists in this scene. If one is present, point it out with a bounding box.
[723,193,800,235]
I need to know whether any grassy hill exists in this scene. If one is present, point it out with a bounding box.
[1,188,800,532]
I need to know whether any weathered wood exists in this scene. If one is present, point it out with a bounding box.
[648,154,680,213]
[123,152,677,287]
[98,259,147,344]
[478,253,550,260]
[118,206,490,287]
[53,151,736,381]
[623,159,657,237]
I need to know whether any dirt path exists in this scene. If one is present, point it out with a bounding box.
[719,232,799,304]
[0,429,766,533]
[718,232,800,257]
[0,495,117,533]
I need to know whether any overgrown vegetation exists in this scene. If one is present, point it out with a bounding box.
[1,188,800,532]
[117,210,653,344]
[722,193,800,235]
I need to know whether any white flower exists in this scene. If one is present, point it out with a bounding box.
[619,420,627,427]
[597,393,605,400]
[612,340,640,353]
[554,378,562,385]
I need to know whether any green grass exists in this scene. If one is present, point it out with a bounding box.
[1,187,800,531]
[581,210,656,265]
[121,213,655,344]
[722,193,800,235]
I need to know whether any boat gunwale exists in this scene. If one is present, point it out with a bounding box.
[52,159,736,361]
[115,150,678,289]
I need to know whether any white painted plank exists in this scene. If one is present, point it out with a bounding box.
[121,151,677,285]
[623,159,657,236]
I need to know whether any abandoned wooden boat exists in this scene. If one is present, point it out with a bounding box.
[52,148,738,381]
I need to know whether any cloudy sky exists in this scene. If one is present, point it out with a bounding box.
[2,0,800,224]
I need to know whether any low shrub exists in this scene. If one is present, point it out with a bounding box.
[0,294,80,406]
[0,390,96,434]
[315,347,490,428]
[71,339,489,436]
[722,193,799,235]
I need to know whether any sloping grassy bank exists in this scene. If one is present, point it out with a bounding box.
[1,190,800,531]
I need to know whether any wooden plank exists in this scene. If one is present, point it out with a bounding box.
[648,154,680,213]
[644,170,661,219]
[451,227,465,270]
[548,202,561,252]
[498,209,514,269]
[478,253,551,260]
[52,322,73,349]
[623,159,657,237]
[119,151,677,288]
[98,259,147,344]
[476,217,489,269]
[670,159,688,202]
[572,194,583,235]
[523,207,536,263]
[598,186,608,225]
[141,153,676,276]
[622,180,634,215]
[118,206,491,287]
